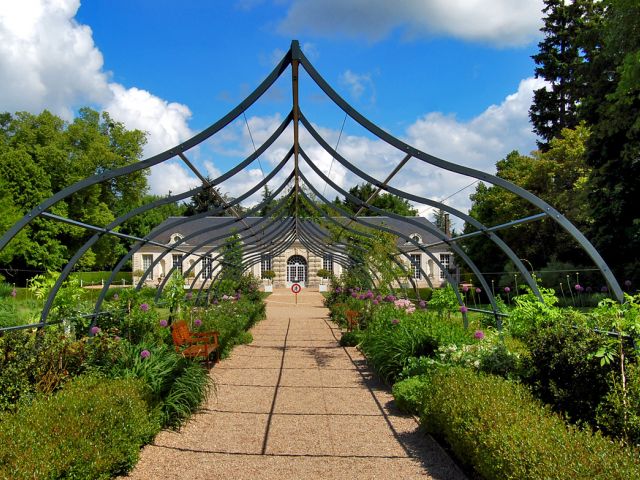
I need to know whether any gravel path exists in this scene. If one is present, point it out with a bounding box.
[125,289,466,480]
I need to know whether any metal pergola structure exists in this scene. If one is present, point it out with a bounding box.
[0,40,623,333]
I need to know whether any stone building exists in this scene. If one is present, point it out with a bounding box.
[132,216,455,289]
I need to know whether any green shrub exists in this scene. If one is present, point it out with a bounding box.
[112,341,213,429]
[339,331,360,347]
[504,285,563,338]
[0,375,158,479]
[421,366,640,479]
[597,363,640,445]
[392,375,430,414]
[359,306,471,383]
[525,320,614,424]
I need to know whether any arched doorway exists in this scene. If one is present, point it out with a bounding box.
[287,255,307,286]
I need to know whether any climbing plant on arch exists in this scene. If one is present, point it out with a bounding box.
[0,40,623,333]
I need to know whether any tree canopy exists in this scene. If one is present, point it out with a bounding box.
[334,183,418,217]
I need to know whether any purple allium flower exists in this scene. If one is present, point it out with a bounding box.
[475,288,481,294]
[10,288,16,298]
[462,286,469,293]
[186,292,193,300]
[335,287,342,293]
[391,318,400,325]
[351,292,358,298]
[194,319,202,327]
[575,284,583,292]
[159,319,168,328]
[213,299,219,305]
[90,326,101,335]
[140,350,151,359]
[460,305,469,314]
[140,303,149,312]
[372,299,379,305]
[474,330,485,340]
[504,286,511,293]
[376,295,382,302]
[113,293,119,301]
[366,291,374,299]
[419,300,427,309]
[601,286,609,293]
[624,280,632,287]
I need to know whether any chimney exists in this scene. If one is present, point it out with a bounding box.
[444,213,451,237]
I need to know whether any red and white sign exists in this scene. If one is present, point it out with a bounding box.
[290,283,302,294]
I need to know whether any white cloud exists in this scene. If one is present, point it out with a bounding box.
[0,0,109,119]
[0,0,194,173]
[204,76,544,224]
[104,84,193,157]
[340,70,376,104]
[278,0,544,47]
[147,162,199,196]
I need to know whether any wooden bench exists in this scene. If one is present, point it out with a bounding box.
[171,320,220,368]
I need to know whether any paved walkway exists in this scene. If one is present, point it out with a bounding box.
[126,289,465,479]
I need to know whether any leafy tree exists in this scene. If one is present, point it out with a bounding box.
[581,0,640,282]
[220,233,243,284]
[335,183,418,217]
[462,125,593,280]
[0,109,148,272]
[259,185,278,216]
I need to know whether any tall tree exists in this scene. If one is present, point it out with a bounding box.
[582,0,640,282]
[0,109,147,272]
[529,0,600,148]
[462,125,593,278]
[184,179,239,216]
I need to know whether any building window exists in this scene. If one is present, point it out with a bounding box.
[261,254,272,278]
[439,253,450,279]
[410,254,421,279]
[410,234,422,244]
[142,254,153,279]
[202,255,213,279]
[172,254,183,274]
[323,254,333,274]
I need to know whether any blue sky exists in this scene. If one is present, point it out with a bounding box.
[0,0,547,218]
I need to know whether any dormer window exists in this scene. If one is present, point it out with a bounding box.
[409,234,422,244]
[171,233,183,244]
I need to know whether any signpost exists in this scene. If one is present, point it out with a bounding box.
[291,283,301,304]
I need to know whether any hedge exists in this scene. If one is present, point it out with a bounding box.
[419,366,640,479]
[0,375,158,479]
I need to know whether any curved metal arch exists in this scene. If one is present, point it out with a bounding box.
[149,185,295,300]
[299,111,542,301]
[0,50,294,255]
[299,152,482,320]
[202,229,298,303]
[185,214,296,293]
[298,174,457,311]
[298,191,437,292]
[181,211,296,300]
[293,42,622,301]
[297,194,430,295]
[92,168,295,317]
[40,118,295,325]
[295,221,383,290]
[301,188,434,298]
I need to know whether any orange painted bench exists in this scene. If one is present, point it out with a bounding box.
[171,320,220,368]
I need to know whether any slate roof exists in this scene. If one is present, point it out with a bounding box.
[144,216,444,249]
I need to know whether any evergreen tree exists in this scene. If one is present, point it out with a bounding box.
[529,0,599,148]
[220,233,243,283]
[184,179,238,216]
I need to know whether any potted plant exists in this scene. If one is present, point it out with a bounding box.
[262,270,275,292]
[317,268,331,292]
